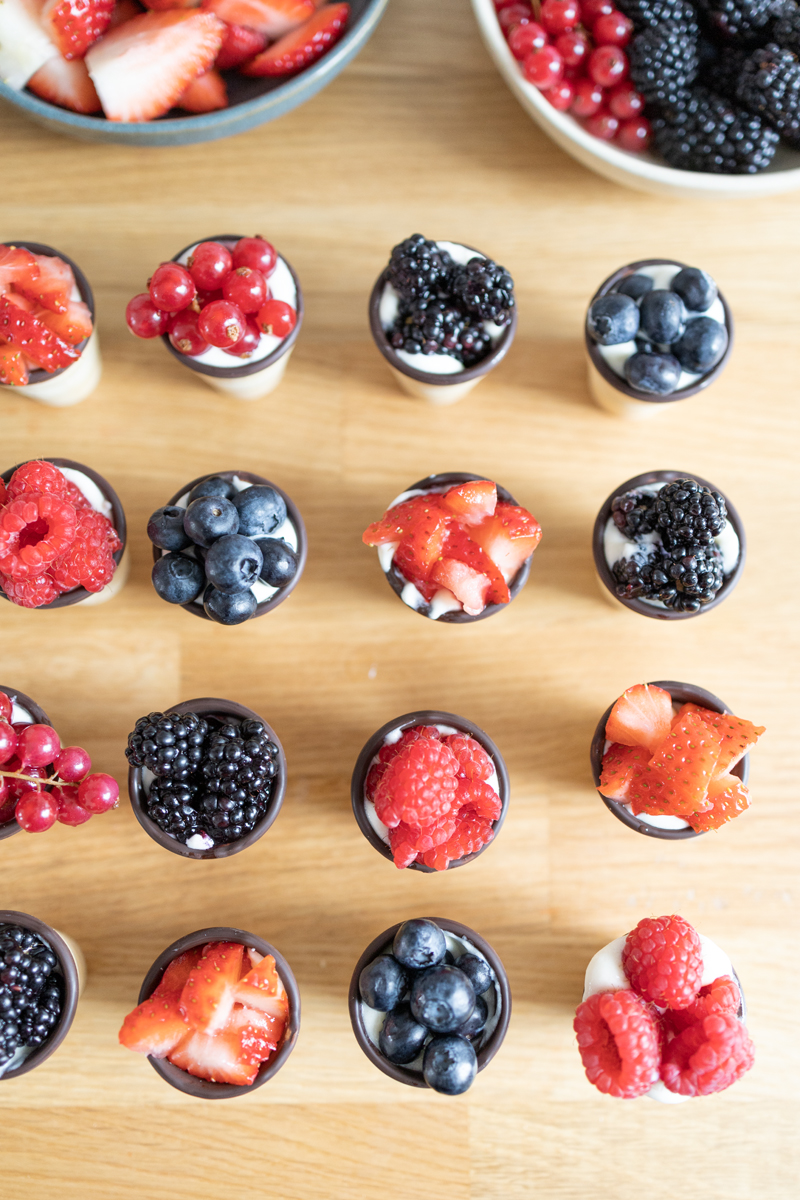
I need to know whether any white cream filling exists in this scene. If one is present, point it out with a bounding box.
[11,701,33,724]
[59,466,113,520]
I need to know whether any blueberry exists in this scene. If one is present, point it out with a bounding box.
[422,1035,477,1095]
[151,553,205,605]
[624,352,682,395]
[672,317,728,373]
[184,496,239,548]
[204,535,263,595]
[587,294,639,345]
[458,993,488,1040]
[203,584,257,625]
[639,290,686,344]
[615,273,653,302]
[378,1004,428,1064]
[147,505,192,552]
[231,486,287,539]
[359,955,408,1011]
[455,953,495,995]
[410,965,475,1033]
[671,267,717,313]
[188,476,235,504]
[256,538,298,588]
[392,919,446,971]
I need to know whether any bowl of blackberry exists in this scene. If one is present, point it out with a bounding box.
[126,699,286,858]
[473,0,800,196]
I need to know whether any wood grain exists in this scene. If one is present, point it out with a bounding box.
[0,0,798,1196]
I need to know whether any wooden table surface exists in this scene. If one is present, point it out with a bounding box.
[1,0,798,1196]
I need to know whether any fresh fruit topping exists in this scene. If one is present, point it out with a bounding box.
[15,788,59,832]
[201,0,315,36]
[27,54,102,113]
[56,784,94,825]
[604,683,673,753]
[442,734,494,782]
[149,262,196,313]
[215,21,268,68]
[180,941,244,1034]
[0,722,18,766]
[256,298,296,337]
[622,914,703,1009]
[198,298,246,347]
[428,557,491,616]
[77,771,119,812]
[177,66,227,110]
[0,246,40,289]
[48,506,121,593]
[226,317,261,357]
[418,811,495,870]
[222,265,268,313]
[687,773,750,832]
[573,989,661,1098]
[37,299,93,345]
[661,1011,754,1096]
[598,742,648,800]
[153,949,202,997]
[629,709,722,816]
[668,975,741,1034]
[0,573,60,607]
[119,987,189,1057]
[0,297,79,372]
[676,703,764,778]
[17,724,60,767]
[14,253,75,314]
[126,293,171,338]
[168,1026,258,1084]
[0,348,28,387]
[441,479,497,525]
[469,502,542,582]
[186,240,232,289]
[374,738,460,830]
[232,236,278,276]
[169,309,209,356]
[242,1,349,76]
[0,493,78,580]
[8,459,71,499]
[42,0,115,59]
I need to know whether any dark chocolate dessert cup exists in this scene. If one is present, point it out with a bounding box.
[135,926,300,1099]
[592,469,745,621]
[585,258,733,418]
[0,685,52,841]
[152,469,306,623]
[127,697,286,860]
[0,910,83,1080]
[375,472,535,623]
[591,680,752,841]
[349,917,511,1090]
[0,457,128,610]
[352,710,510,872]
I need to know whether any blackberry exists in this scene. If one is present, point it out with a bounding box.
[125,710,208,781]
[612,546,675,601]
[610,489,658,540]
[653,85,779,171]
[197,719,279,844]
[389,301,491,367]
[616,0,700,35]
[697,0,780,43]
[146,778,201,840]
[736,43,800,145]
[387,235,453,305]
[705,45,749,99]
[772,0,800,52]
[653,478,727,548]
[451,258,515,326]
[663,543,725,606]
[0,924,62,1067]
[629,22,700,105]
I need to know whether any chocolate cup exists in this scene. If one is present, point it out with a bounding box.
[0,685,52,841]
[161,235,303,380]
[377,472,535,623]
[0,910,80,1080]
[0,457,127,610]
[136,926,300,1099]
[585,259,734,405]
[368,248,517,388]
[8,242,94,387]
[153,470,306,622]
[592,469,746,621]
[351,710,510,872]
[127,697,286,860]
[348,917,511,1090]
[590,681,751,841]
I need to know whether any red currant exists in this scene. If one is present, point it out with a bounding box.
[56,784,93,826]
[15,789,58,833]
[0,720,18,766]
[126,294,171,339]
[198,300,247,348]
[194,288,223,309]
[225,318,262,358]
[499,3,532,31]
[508,21,547,58]
[593,10,633,45]
[54,745,92,783]
[187,241,233,290]
[585,109,621,139]
[608,83,645,118]
[617,115,652,151]
[17,723,60,768]
[555,30,590,67]
[547,79,576,109]
[540,0,580,34]
[0,693,11,722]
[149,263,196,313]
[169,311,209,357]
[571,78,605,116]
[256,300,297,339]
[0,778,13,821]
[77,773,119,814]
[6,760,45,799]
[523,45,564,88]
[495,0,522,8]
[222,267,269,314]
[589,45,628,86]
[581,0,615,24]
[232,237,278,279]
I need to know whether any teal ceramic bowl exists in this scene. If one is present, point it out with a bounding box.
[0,0,389,146]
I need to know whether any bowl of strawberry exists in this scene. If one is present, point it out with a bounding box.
[119,928,299,1096]
[0,458,127,610]
[351,711,510,871]
[591,682,765,840]
[362,473,542,622]
[126,235,302,400]
[0,0,389,146]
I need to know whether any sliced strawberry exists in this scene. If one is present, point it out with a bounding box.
[441,479,497,525]
[242,0,349,75]
[0,297,79,372]
[118,988,188,1057]
[687,773,751,833]
[109,0,145,25]
[142,0,201,9]
[0,348,29,386]
[28,52,102,111]
[179,941,244,1034]
[0,0,61,91]
[177,66,226,109]
[168,1027,258,1085]
[399,502,451,578]
[628,710,722,817]
[215,20,267,67]
[153,948,202,997]
[390,542,438,602]
[469,501,541,582]
[15,253,75,314]
[3,292,36,312]
[42,0,114,59]
[86,10,224,122]
[363,494,443,545]
[605,684,674,754]
[0,246,40,292]
[202,0,315,37]
[36,298,93,345]
[440,524,509,605]
[675,703,765,779]
[227,1004,283,1063]
[233,953,289,1025]
[430,557,492,616]
[598,742,648,801]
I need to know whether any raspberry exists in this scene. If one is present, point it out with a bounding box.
[64,481,93,511]
[0,572,59,608]
[0,493,77,579]
[573,990,661,1098]
[388,812,459,868]
[442,734,494,781]
[50,509,120,594]
[378,725,440,765]
[661,1012,754,1096]
[622,915,703,1009]
[455,777,503,821]
[365,761,388,801]
[418,811,495,870]
[7,461,68,499]
[373,738,459,828]
[668,975,741,1034]
[0,480,6,506]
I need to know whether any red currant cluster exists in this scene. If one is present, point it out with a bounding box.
[496,0,651,152]
[125,237,298,361]
[0,695,119,834]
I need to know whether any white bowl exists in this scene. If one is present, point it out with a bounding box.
[471,0,800,198]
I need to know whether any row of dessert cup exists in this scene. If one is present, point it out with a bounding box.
[3,239,731,418]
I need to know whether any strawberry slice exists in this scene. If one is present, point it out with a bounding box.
[215,21,268,67]
[441,479,497,525]
[202,0,315,37]
[687,774,751,833]
[109,0,145,25]
[675,703,765,779]
[440,524,509,605]
[177,66,227,110]
[179,941,244,1034]
[469,501,541,582]
[0,297,79,372]
[28,53,101,112]
[227,1004,284,1062]
[36,299,93,345]
[118,988,188,1057]
[0,246,40,291]
[628,710,722,817]
[430,557,492,616]
[0,0,61,91]
[0,348,29,387]
[153,948,202,997]
[605,684,674,754]
[233,953,289,1025]
[167,1027,258,1085]
[363,493,447,546]
[41,0,115,59]
[598,742,648,801]
[142,0,204,8]
[86,10,224,122]
[242,1,349,75]
[15,253,75,314]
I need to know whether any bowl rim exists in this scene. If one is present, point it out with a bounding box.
[3,241,94,385]
[0,685,52,841]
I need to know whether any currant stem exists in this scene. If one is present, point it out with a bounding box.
[0,769,74,789]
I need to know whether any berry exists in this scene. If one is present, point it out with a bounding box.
[255,538,298,587]
[17,724,60,768]
[681,705,765,777]
[169,310,208,357]
[0,923,62,1065]
[587,293,639,344]
[572,77,606,114]
[186,241,232,290]
[423,1035,477,1095]
[151,553,205,605]
[585,110,621,138]
[629,709,723,815]
[231,485,286,538]
[688,773,751,831]
[614,0,699,32]
[42,0,114,59]
[459,994,489,1040]
[118,986,193,1059]
[7,461,67,499]
[582,0,616,22]
[540,0,581,34]
[0,721,18,766]
[183,494,239,547]
[672,316,728,372]
[15,789,59,832]
[215,22,268,69]
[556,30,591,66]
[608,82,645,116]
[622,915,704,1009]
[53,746,91,782]
[617,114,652,149]
[256,299,297,338]
[56,784,93,826]
[48,509,120,595]
[0,298,78,373]
[149,262,196,313]
[222,266,269,314]
[77,772,119,813]
[617,274,654,302]
[499,2,533,30]
[378,1005,428,1064]
[197,299,246,348]
[410,966,476,1034]
[671,266,718,312]
[204,535,263,595]
[226,318,262,358]
[661,1012,754,1095]
[640,288,686,342]
[0,692,11,721]
[451,257,515,325]
[548,78,576,107]
[442,734,494,782]
[148,505,192,551]
[387,234,453,304]
[589,44,628,86]
[524,44,565,88]
[598,743,648,800]
[573,989,661,1098]
[188,476,235,504]
[0,492,77,580]
[668,975,741,1033]
[241,2,349,77]
[126,293,171,339]
[393,920,447,971]
[508,20,548,57]
[204,584,257,625]
[654,85,779,173]
[703,0,777,43]
[594,9,634,43]
[455,953,495,996]
[359,955,408,1011]
[654,478,727,549]
[374,738,460,829]
[231,237,278,278]
[418,811,495,870]
[179,942,244,1035]
[0,573,59,608]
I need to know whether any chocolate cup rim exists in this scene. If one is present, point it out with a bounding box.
[127,697,287,860]
[161,235,303,378]
[590,681,751,841]
[9,241,94,386]
[378,472,534,624]
[592,469,746,621]
[368,246,517,385]
[0,685,51,840]
[350,710,511,873]
[348,917,511,1089]
[153,470,307,622]
[0,910,80,1080]
[0,457,127,610]
[584,258,734,403]
[136,926,300,1099]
